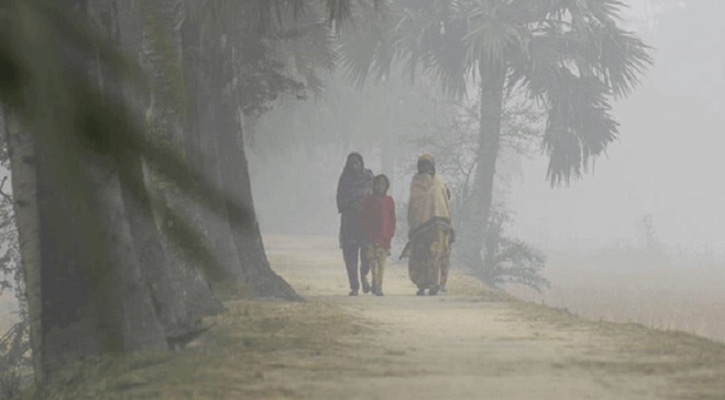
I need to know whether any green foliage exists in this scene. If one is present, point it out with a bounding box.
[476,210,549,292]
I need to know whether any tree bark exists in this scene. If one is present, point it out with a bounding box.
[459,61,505,268]
[6,0,172,379]
[83,148,169,354]
[139,0,221,294]
[40,0,172,376]
[181,18,244,283]
[110,0,223,340]
[30,111,168,377]
[205,30,301,301]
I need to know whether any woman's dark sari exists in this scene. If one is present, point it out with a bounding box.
[336,154,373,248]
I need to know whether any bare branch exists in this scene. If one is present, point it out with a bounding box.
[0,176,13,204]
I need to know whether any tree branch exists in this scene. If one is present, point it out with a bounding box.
[0,176,13,204]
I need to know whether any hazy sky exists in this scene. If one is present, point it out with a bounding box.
[509,0,725,254]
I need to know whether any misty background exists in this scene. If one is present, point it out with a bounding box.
[242,0,725,339]
[249,1,725,255]
[508,0,725,255]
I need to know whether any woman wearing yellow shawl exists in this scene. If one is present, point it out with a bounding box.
[401,154,454,296]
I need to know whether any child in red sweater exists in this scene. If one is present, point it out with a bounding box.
[362,174,396,296]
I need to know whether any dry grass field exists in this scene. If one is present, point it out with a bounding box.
[506,248,725,343]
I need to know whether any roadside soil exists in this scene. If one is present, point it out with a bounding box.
[32,235,725,399]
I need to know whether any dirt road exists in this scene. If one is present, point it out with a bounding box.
[39,235,725,399]
[259,236,725,400]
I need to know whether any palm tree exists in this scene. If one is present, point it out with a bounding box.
[338,0,651,266]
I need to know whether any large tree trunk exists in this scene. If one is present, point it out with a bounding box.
[205,30,301,301]
[31,110,167,377]
[82,147,169,354]
[459,62,505,268]
[181,18,245,283]
[6,0,170,379]
[110,0,223,340]
[41,0,172,375]
[139,1,298,301]
[139,0,222,294]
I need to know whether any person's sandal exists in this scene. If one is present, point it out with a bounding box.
[416,288,425,296]
[428,285,439,296]
[348,289,358,296]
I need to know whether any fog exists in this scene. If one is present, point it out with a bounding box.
[7,2,725,393]
[249,0,725,258]
[510,0,725,255]
[238,1,725,342]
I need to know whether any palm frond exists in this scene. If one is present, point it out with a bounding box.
[393,2,468,96]
[463,0,526,68]
[567,0,626,25]
[336,0,473,95]
[335,0,398,87]
[326,0,383,27]
[274,16,337,99]
[257,0,308,31]
[583,22,652,98]
[543,69,618,185]
[506,31,567,99]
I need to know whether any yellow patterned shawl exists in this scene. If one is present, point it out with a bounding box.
[407,173,451,233]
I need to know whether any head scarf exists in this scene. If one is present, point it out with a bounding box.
[344,152,364,173]
[337,152,373,213]
[417,154,436,175]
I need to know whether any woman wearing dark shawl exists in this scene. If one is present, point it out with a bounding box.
[336,152,374,296]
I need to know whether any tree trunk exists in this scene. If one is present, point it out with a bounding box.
[42,0,171,375]
[111,0,223,340]
[83,149,169,353]
[31,112,168,377]
[139,0,220,293]
[6,0,171,379]
[459,62,505,268]
[206,31,301,301]
[181,18,244,283]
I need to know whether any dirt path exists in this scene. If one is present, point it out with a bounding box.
[37,235,725,399]
[260,236,725,400]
